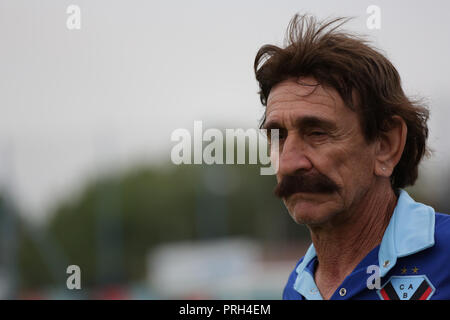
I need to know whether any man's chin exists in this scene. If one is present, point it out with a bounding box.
[284,192,339,225]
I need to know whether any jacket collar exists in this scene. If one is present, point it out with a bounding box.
[377,189,435,276]
[293,189,435,299]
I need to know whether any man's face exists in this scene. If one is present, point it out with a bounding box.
[265,78,377,227]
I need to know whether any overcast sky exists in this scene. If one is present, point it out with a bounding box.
[1,0,449,220]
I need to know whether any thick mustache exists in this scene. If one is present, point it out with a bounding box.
[274,172,339,198]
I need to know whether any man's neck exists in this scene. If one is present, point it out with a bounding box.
[310,183,398,299]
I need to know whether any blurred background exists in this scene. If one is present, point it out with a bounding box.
[0,0,449,299]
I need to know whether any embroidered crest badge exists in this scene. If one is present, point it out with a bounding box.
[377,275,435,300]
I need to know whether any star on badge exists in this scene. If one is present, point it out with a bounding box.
[412,267,419,274]
[401,267,407,274]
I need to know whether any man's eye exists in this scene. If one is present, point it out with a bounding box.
[279,131,287,139]
[268,130,287,140]
[310,131,326,136]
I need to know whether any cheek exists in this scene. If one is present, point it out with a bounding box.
[338,145,377,191]
[270,149,280,175]
[317,143,376,189]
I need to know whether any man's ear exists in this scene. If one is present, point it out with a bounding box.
[375,116,407,177]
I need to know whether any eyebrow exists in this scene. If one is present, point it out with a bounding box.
[262,115,337,132]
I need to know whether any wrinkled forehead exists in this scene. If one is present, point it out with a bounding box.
[266,77,342,112]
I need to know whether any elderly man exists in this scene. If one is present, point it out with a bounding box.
[254,14,450,300]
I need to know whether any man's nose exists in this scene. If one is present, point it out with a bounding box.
[277,133,313,176]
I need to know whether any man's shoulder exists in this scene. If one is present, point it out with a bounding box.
[282,256,305,299]
[434,212,450,241]
[435,212,450,223]
[285,256,304,284]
